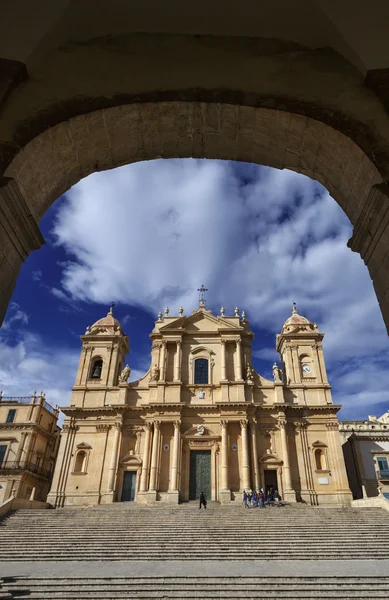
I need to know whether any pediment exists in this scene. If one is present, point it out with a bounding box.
[185,311,241,332]
[183,425,220,439]
[76,442,92,450]
[312,440,327,448]
[259,452,282,465]
[120,452,142,465]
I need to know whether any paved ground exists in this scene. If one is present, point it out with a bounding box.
[1,560,389,578]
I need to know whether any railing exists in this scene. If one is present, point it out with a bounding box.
[378,469,389,480]
[0,396,56,414]
[43,400,56,415]
[0,396,33,404]
[0,461,51,479]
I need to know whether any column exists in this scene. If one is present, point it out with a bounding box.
[221,340,227,381]
[317,343,329,384]
[159,342,167,382]
[240,420,251,490]
[174,341,181,382]
[326,421,352,503]
[170,421,181,491]
[235,339,243,381]
[220,420,229,490]
[139,422,152,492]
[107,423,122,492]
[251,420,260,490]
[15,432,27,466]
[149,421,161,491]
[291,345,301,383]
[278,416,296,501]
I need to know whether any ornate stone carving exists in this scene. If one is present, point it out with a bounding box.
[246,363,254,383]
[195,425,205,436]
[96,424,110,432]
[119,364,131,383]
[150,364,160,382]
[272,363,283,383]
[326,421,339,431]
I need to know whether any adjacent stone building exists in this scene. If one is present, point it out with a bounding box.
[340,411,389,500]
[48,301,352,507]
[0,393,60,503]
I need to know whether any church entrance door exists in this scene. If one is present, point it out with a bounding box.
[264,469,278,493]
[189,450,211,501]
[120,471,137,501]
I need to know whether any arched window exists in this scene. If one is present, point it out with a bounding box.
[194,358,209,384]
[315,448,326,471]
[74,451,87,473]
[90,358,103,379]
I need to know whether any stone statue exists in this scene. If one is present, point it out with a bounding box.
[246,363,254,383]
[272,362,282,383]
[150,364,160,382]
[119,364,131,383]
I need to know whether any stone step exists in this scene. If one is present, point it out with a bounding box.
[2,577,389,599]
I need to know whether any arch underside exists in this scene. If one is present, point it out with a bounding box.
[0,98,389,332]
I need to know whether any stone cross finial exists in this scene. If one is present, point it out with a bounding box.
[197,284,208,306]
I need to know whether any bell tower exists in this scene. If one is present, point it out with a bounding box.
[276,303,330,397]
[72,306,129,402]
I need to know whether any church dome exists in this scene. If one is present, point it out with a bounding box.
[281,303,315,334]
[87,306,123,335]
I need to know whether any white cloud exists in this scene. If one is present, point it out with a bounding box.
[32,159,389,419]
[31,269,42,282]
[2,302,29,330]
[0,331,79,409]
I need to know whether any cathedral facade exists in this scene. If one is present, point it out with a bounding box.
[48,301,352,507]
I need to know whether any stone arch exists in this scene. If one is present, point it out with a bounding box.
[1,101,389,331]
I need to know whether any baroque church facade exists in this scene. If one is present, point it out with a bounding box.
[48,301,352,507]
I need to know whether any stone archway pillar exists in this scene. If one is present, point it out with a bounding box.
[0,178,44,324]
[348,183,389,334]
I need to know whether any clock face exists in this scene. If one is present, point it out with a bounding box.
[302,364,311,374]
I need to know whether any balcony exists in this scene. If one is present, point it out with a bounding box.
[0,461,51,479]
[378,469,389,481]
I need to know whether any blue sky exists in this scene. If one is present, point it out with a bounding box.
[0,159,388,420]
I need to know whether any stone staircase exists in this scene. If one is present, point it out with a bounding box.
[1,503,389,561]
[1,576,389,599]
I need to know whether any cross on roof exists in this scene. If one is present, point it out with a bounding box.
[197,285,208,303]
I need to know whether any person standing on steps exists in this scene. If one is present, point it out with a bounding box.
[199,491,207,510]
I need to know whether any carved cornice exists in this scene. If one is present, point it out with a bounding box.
[326,421,339,431]
[95,424,110,432]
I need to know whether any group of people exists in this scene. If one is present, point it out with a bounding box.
[243,486,281,508]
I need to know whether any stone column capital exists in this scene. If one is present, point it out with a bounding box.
[239,419,248,429]
[154,420,161,430]
[173,420,181,430]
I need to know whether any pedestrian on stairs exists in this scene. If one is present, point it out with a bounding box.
[199,491,207,510]
[243,490,248,508]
